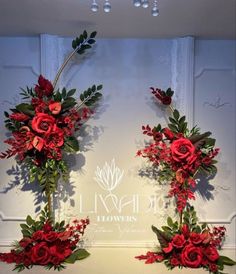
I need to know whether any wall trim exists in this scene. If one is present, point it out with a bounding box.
[0,211,25,222]
[199,211,236,224]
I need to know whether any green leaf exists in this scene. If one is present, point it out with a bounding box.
[151,225,171,248]
[64,136,80,152]
[166,88,174,97]
[20,224,29,230]
[97,84,103,90]
[169,117,177,124]
[62,88,67,99]
[72,40,77,49]
[15,103,35,116]
[87,39,96,44]
[80,94,85,101]
[218,256,236,266]
[173,109,180,120]
[65,249,90,263]
[26,215,34,226]
[167,217,173,228]
[62,98,77,109]
[83,30,88,39]
[4,111,9,117]
[90,31,97,38]
[67,89,76,97]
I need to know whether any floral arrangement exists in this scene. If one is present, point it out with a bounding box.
[136,88,235,273]
[0,30,102,271]
[0,207,89,271]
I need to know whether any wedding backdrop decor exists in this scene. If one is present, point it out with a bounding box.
[136,88,236,273]
[0,30,103,271]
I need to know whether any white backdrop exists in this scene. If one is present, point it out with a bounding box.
[0,35,235,273]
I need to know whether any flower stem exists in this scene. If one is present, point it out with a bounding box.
[53,48,78,89]
[179,211,183,226]
[169,105,174,113]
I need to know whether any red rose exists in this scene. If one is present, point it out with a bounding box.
[32,136,45,151]
[181,244,203,268]
[204,246,219,262]
[43,222,53,233]
[170,257,180,266]
[19,237,32,248]
[44,231,58,242]
[32,230,44,241]
[32,113,55,134]
[31,242,51,265]
[163,127,174,140]
[190,232,203,245]
[162,96,172,105]
[172,234,186,249]
[171,138,195,163]
[163,242,173,253]
[35,75,54,97]
[209,263,218,272]
[10,113,30,122]
[50,245,72,261]
[49,102,62,115]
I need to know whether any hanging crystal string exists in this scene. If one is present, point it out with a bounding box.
[151,0,159,16]
[103,0,111,12]
[91,0,99,12]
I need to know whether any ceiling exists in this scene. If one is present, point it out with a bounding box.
[0,0,235,39]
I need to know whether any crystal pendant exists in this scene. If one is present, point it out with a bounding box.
[141,0,149,8]
[91,0,99,12]
[104,0,111,12]
[133,0,142,7]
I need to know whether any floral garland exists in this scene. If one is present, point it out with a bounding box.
[0,30,102,271]
[136,88,236,273]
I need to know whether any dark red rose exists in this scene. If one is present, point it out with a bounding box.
[204,246,219,262]
[31,113,55,134]
[171,138,195,163]
[44,231,58,242]
[35,75,54,97]
[153,131,162,141]
[50,245,72,261]
[19,237,32,248]
[181,224,190,238]
[190,232,203,245]
[181,244,203,268]
[170,257,180,266]
[49,102,62,115]
[32,230,44,241]
[9,113,30,122]
[163,127,174,140]
[209,263,218,272]
[172,234,186,249]
[43,222,53,233]
[51,255,61,265]
[162,242,173,253]
[31,242,51,265]
[162,96,172,105]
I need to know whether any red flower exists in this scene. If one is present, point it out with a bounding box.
[163,127,174,140]
[32,136,45,151]
[209,263,218,272]
[171,138,195,163]
[35,75,54,97]
[190,232,203,245]
[181,244,203,268]
[43,222,53,233]
[176,169,188,183]
[44,231,58,242]
[45,125,64,148]
[50,245,72,261]
[19,237,32,248]
[163,242,173,253]
[172,234,186,249]
[32,230,44,241]
[170,257,180,266]
[31,242,51,265]
[49,102,62,115]
[150,87,172,106]
[9,113,30,122]
[31,113,55,134]
[204,246,219,262]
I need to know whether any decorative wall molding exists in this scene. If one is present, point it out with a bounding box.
[195,67,234,79]
[0,211,25,222]
[1,64,38,77]
[40,34,61,82]
[171,36,195,129]
[199,211,236,224]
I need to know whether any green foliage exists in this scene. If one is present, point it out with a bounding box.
[64,136,80,153]
[28,159,69,195]
[65,249,90,264]
[152,225,171,248]
[19,87,35,99]
[168,109,188,134]
[79,84,103,107]
[72,31,97,55]
[15,103,35,116]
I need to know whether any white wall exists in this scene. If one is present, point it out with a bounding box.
[0,36,235,273]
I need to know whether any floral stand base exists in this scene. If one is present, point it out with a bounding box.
[0,208,90,272]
